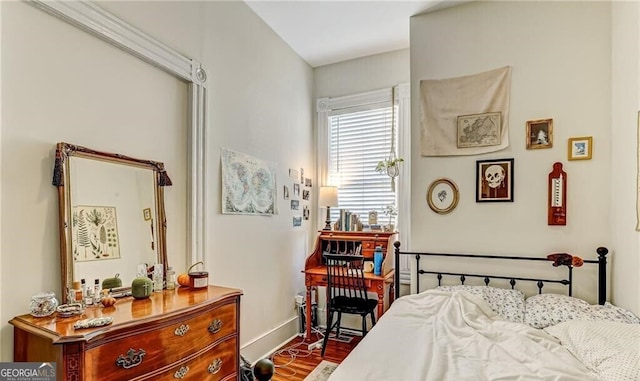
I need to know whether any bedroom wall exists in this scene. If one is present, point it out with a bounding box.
[314,48,410,99]
[0,1,314,362]
[610,1,640,314]
[410,1,614,304]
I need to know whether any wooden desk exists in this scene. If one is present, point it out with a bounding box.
[303,230,397,339]
[304,266,394,339]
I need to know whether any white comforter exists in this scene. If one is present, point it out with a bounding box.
[328,290,599,381]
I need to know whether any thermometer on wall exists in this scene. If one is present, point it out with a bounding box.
[548,162,567,226]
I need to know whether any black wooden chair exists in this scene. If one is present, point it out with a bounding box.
[321,253,377,357]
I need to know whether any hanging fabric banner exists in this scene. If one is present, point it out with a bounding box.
[420,66,512,156]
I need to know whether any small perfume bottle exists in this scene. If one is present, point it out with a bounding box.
[153,264,163,292]
[81,278,93,306]
[93,279,101,304]
[73,280,83,303]
[166,266,176,290]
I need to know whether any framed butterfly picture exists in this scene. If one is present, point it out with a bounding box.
[426,178,459,214]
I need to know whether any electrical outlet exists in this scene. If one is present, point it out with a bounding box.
[307,339,323,351]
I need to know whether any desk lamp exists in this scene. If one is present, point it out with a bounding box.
[319,186,338,230]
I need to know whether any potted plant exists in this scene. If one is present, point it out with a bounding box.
[374,157,404,191]
[383,203,398,232]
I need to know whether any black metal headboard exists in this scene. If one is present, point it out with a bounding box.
[393,242,609,305]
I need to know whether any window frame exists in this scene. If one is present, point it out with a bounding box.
[316,85,411,283]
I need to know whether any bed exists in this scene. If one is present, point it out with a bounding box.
[328,244,640,381]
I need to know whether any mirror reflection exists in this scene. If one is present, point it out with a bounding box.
[53,143,171,303]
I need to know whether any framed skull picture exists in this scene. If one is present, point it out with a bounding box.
[476,158,514,202]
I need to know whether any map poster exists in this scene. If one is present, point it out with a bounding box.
[221,148,278,215]
[456,112,501,148]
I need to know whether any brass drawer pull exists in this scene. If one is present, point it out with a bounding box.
[174,366,189,379]
[208,319,222,333]
[174,324,190,336]
[115,348,146,369]
[208,358,222,374]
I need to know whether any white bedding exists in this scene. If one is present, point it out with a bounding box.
[328,290,599,381]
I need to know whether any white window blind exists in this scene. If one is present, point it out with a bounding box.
[328,102,397,225]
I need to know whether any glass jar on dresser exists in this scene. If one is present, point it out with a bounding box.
[11,286,241,381]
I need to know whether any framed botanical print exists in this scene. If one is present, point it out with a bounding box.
[426,178,459,214]
[476,158,514,202]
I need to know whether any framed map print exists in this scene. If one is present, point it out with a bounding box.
[221,148,277,215]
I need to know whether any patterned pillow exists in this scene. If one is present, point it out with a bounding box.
[603,302,640,324]
[525,294,590,329]
[525,294,640,329]
[544,320,640,381]
[435,285,525,323]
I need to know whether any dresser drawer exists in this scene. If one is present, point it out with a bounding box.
[153,338,238,381]
[84,302,237,381]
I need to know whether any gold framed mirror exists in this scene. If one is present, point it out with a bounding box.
[53,142,171,303]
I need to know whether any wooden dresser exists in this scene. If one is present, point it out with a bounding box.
[10,286,241,381]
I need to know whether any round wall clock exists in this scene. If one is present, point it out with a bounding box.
[426,178,459,214]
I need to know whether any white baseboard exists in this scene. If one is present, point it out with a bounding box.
[240,316,299,363]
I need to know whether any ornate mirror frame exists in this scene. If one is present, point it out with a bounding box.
[54,143,172,303]
[29,1,208,300]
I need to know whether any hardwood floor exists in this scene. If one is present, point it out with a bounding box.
[268,331,361,381]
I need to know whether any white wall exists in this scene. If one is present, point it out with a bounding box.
[410,1,615,304]
[101,1,316,359]
[1,1,188,358]
[0,0,4,362]
[0,0,314,362]
[611,1,640,314]
[315,48,410,99]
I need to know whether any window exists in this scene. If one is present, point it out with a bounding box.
[327,103,397,225]
[317,85,410,281]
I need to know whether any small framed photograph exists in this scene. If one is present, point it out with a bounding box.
[456,112,501,148]
[476,158,514,202]
[302,189,310,200]
[283,186,290,200]
[426,178,459,214]
[291,200,299,210]
[526,118,553,149]
[568,136,593,161]
[293,216,302,227]
[143,207,152,221]
[293,183,300,197]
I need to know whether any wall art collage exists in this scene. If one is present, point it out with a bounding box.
[286,168,312,227]
[427,116,592,228]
